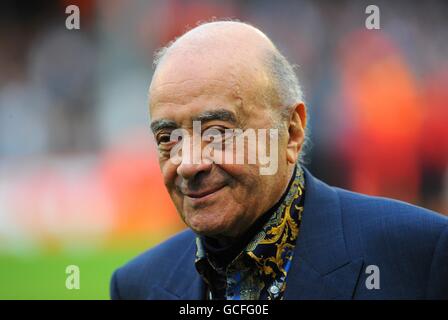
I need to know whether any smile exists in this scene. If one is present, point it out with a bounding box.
[184,185,226,203]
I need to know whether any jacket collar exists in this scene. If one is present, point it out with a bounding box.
[148,236,205,300]
[283,168,363,299]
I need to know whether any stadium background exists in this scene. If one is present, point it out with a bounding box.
[0,0,447,299]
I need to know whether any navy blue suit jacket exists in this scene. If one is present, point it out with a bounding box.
[110,169,448,299]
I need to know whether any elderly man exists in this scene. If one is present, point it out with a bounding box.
[110,21,448,300]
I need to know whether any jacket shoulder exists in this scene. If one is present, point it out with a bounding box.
[110,229,196,299]
[334,187,448,298]
[335,187,448,233]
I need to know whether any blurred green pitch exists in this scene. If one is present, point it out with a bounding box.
[0,239,159,300]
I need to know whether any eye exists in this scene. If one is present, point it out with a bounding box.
[203,126,232,144]
[157,133,173,145]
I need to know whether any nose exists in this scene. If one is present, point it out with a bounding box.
[177,157,213,180]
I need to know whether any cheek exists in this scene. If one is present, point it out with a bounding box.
[220,164,282,203]
[160,159,178,192]
[217,163,261,193]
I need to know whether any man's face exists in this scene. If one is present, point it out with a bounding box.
[149,61,291,240]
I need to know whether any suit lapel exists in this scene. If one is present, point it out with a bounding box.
[285,169,364,300]
[154,235,205,300]
[148,275,205,300]
[284,256,364,299]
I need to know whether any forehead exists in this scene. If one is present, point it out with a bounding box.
[149,47,270,127]
[150,76,245,127]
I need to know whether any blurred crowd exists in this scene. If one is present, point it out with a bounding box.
[0,0,447,251]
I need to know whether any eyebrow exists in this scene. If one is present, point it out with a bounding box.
[150,108,239,134]
[192,109,238,124]
[150,119,178,133]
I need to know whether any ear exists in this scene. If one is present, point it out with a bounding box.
[286,103,307,164]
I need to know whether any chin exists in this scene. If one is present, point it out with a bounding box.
[185,209,234,237]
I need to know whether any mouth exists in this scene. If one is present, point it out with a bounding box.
[183,184,226,203]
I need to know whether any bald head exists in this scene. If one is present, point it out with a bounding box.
[150,21,303,120]
[156,21,277,64]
